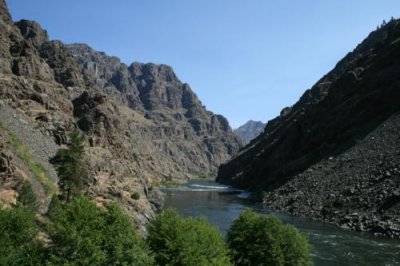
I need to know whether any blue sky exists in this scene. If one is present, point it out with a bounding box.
[7,0,400,128]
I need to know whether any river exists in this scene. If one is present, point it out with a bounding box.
[163,179,400,266]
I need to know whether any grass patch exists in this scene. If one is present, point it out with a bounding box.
[191,173,212,180]
[0,122,57,196]
[152,180,183,188]
[185,171,216,180]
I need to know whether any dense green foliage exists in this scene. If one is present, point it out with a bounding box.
[227,209,312,266]
[0,207,44,266]
[51,129,88,201]
[46,196,154,266]
[0,200,313,266]
[147,209,232,266]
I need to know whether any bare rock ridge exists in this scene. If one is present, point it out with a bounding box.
[234,120,265,144]
[217,19,400,237]
[0,0,241,230]
[66,43,241,177]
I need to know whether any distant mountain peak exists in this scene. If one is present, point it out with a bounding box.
[234,120,265,144]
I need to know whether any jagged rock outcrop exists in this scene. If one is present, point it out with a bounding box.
[217,19,400,237]
[67,43,241,178]
[0,0,241,231]
[234,120,265,144]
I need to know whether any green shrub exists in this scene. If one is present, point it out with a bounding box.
[0,207,45,266]
[227,209,312,266]
[17,181,38,211]
[131,192,141,200]
[147,208,232,266]
[46,196,154,266]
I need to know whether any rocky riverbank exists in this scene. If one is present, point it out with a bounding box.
[264,112,400,238]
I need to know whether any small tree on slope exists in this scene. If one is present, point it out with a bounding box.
[51,129,87,202]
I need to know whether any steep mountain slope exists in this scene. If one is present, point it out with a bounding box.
[0,0,241,230]
[234,120,265,144]
[217,19,400,237]
[66,43,241,179]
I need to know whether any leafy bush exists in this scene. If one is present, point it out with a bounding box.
[227,209,312,266]
[46,196,154,266]
[147,209,232,266]
[0,207,45,265]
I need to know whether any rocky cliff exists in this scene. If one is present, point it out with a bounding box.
[66,43,241,179]
[234,120,265,144]
[217,19,400,237]
[0,0,241,231]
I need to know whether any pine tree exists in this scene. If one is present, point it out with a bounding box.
[51,129,88,202]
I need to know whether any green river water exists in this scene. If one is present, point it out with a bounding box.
[163,180,400,266]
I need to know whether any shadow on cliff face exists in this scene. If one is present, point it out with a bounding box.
[217,19,400,191]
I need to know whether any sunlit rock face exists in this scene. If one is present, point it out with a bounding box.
[0,0,241,231]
